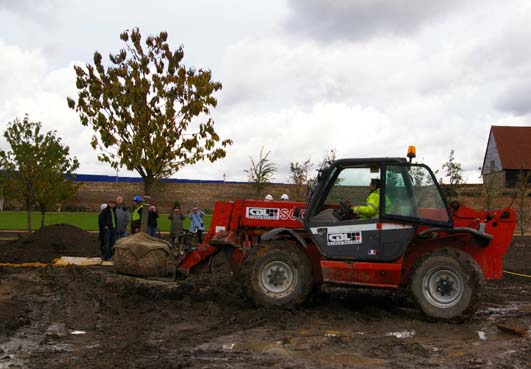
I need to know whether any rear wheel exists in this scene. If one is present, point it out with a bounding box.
[241,240,313,307]
[410,248,484,321]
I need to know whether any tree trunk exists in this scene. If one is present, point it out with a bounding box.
[26,207,32,232]
[141,176,155,233]
[518,197,525,236]
[41,210,46,229]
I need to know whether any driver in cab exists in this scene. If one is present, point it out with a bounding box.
[350,178,388,219]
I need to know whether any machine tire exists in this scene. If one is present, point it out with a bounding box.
[240,240,313,308]
[410,248,484,321]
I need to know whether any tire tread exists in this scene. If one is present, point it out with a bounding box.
[409,248,484,321]
[240,240,313,308]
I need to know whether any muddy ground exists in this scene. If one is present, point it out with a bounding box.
[0,236,530,369]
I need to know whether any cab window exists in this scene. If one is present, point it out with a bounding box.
[408,165,449,223]
[325,166,380,207]
[384,165,416,217]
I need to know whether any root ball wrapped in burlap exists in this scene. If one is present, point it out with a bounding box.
[113,232,173,276]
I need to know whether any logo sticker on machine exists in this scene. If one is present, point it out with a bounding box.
[327,232,362,246]
[246,207,280,220]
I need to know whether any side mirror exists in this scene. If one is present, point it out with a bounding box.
[449,200,460,212]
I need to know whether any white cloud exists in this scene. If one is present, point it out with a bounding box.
[0,40,109,176]
[2,0,531,187]
[0,41,46,102]
[284,0,488,42]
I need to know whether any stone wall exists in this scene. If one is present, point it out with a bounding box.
[65,181,529,211]
[65,181,299,212]
[4,180,530,233]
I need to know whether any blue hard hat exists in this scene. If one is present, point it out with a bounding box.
[133,195,142,202]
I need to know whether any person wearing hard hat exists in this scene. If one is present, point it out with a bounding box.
[280,194,289,201]
[351,179,390,219]
[264,194,273,201]
[130,195,143,234]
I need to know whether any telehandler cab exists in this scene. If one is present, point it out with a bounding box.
[178,150,516,320]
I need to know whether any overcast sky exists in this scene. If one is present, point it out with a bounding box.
[1,0,530,183]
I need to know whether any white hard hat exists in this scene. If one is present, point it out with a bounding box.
[264,194,273,201]
[100,203,108,211]
[281,194,289,201]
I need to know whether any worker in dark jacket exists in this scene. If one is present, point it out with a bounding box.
[147,205,159,237]
[98,200,117,260]
[98,204,107,260]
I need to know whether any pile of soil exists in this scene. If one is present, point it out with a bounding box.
[503,235,531,273]
[0,224,99,263]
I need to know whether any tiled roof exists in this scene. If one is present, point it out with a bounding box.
[491,126,531,170]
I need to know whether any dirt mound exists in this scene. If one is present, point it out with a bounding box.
[0,224,99,263]
[503,235,531,273]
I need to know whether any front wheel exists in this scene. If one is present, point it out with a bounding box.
[240,241,313,307]
[410,248,484,321]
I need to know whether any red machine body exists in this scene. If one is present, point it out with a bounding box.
[178,157,516,320]
[179,199,515,287]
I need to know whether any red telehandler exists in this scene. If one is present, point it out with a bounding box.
[178,151,516,320]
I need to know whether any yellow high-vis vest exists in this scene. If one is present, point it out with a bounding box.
[352,188,390,219]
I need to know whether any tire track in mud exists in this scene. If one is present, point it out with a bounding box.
[22,266,279,368]
[1,259,530,369]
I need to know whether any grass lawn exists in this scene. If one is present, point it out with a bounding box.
[0,211,212,232]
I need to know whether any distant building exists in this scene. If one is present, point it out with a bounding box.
[481,125,531,187]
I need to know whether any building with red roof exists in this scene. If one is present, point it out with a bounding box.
[481,126,531,187]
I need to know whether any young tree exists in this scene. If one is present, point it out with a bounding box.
[307,148,337,185]
[67,28,232,196]
[441,149,464,199]
[442,149,464,185]
[0,116,79,231]
[245,147,277,197]
[411,165,429,186]
[289,159,312,201]
[35,173,79,228]
[0,162,5,211]
[514,169,530,236]
[478,166,502,211]
[317,148,337,171]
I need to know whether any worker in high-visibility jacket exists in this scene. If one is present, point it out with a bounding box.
[352,179,390,218]
[130,195,143,234]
